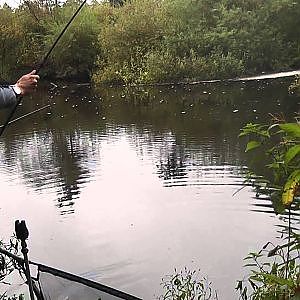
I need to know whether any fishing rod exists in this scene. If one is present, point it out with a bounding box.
[0,0,87,137]
[0,104,50,128]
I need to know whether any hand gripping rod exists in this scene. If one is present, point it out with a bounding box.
[0,0,87,137]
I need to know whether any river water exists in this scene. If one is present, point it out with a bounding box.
[0,77,299,299]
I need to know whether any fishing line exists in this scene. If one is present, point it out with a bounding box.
[0,104,50,128]
[0,0,87,137]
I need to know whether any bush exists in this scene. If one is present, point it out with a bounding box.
[238,118,300,299]
[236,235,300,300]
[1,0,300,83]
[93,0,300,84]
[42,1,102,79]
[159,268,218,300]
[0,5,43,80]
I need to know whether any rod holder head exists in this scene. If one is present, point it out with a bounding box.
[15,220,29,242]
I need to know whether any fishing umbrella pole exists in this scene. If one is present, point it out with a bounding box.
[0,0,87,137]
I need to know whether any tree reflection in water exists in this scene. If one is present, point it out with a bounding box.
[0,84,102,215]
[0,78,298,216]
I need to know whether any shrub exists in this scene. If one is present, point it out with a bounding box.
[159,268,218,300]
[42,1,102,79]
[238,119,300,299]
[1,0,300,83]
[236,234,300,300]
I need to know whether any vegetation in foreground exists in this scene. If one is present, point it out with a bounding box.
[290,77,300,95]
[236,117,300,299]
[159,268,218,300]
[0,0,300,84]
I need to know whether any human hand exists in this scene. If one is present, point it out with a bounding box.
[15,70,40,96]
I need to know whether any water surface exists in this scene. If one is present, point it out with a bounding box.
[0,78,299,299]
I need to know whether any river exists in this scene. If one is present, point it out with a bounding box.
[0,77,299,299]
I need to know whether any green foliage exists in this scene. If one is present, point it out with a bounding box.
[289,77,300,95]
[0,238,18,283]
[239,120,300,212]
[0,3,46,81]
[1,0,300,82]
[0,294,25,300]
[0,237,24,300]
[93,0,300,84]
[238,117,300,299]
[159,268,218,300]
[93,0,247,83]
[236,234,300,300]
[42,1,102,79]
[93,0,167,84]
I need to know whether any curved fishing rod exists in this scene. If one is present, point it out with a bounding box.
[0,0,87,137]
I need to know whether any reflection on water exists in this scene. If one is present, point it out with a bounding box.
[0,78,298,298]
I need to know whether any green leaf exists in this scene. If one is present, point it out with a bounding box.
[239,123,269,138]
[267,162,280,169]
[270,191,286,214]
[245,141,261,152]
[243,263,258,267]
[282,170,300,206]
[255,273,294,287]
[279,123,300,138]
[285,145,300,164]
[249,275,264,283]
[248,279,258,290]
[236,280,243,290]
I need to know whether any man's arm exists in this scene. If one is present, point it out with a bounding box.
[0,70,39,110]
[0,87,17,109]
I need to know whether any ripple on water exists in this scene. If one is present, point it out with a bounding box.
[160,164,248,187]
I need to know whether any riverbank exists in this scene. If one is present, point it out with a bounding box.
[1,0,300,84]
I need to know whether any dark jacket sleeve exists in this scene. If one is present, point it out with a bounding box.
[0,86,17,109]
